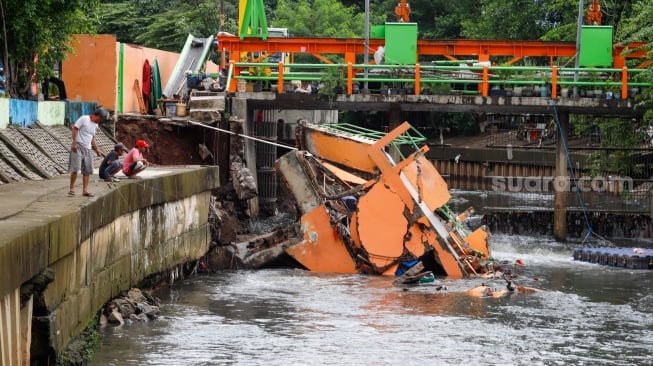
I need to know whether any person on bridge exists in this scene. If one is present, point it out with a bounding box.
[122,139,150,179]
[68,107,109,197]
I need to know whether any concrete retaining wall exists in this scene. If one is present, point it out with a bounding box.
[0,166,219,364]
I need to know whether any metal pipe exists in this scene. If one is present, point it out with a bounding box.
[364,0,369,91]
[573,0,584,97]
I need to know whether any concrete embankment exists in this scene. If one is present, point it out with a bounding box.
[0,166,219,365]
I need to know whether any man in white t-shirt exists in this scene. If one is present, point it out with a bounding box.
[68,107,109,197]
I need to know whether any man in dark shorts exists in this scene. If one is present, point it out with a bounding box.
[99,142,127,182]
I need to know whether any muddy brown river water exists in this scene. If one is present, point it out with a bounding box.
[89,230,652,366]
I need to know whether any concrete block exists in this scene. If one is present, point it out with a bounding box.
[90,228,110,276]
[43,253,76,311]
[0,98,9,129]
[37,101,66,126]
[107,256,132,299]
[76,239,90,288]
[189,94,225,110]
[91,270,113,312]
[48,212,79,264]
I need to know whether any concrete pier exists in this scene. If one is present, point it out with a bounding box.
[0,166,219,364]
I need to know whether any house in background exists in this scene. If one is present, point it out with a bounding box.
[62,34,220,115]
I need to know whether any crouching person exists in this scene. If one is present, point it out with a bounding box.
[99,142,127,182]
[122,139,150,178]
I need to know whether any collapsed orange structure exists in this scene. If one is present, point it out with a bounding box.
[277,122,491,278]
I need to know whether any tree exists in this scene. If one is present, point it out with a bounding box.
[0,0,99,99]
[273,0,367,38]
[618,0,653,121]
[460,0,549,40]
[96,2,141,44]
[97,0,226,52]
[429,1,481,39]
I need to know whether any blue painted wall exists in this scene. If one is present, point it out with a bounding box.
[9,99,38,127]
[66,101,98,125]
[0,99,98,128]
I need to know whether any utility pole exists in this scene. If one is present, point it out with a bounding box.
[573,0,584,97]
[364,0,369,92]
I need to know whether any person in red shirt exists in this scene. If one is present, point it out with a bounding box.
[122,139,150,178]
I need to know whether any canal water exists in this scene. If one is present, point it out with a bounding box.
[89,194,653,366]
[89,236,653,365]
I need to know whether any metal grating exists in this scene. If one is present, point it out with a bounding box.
[254,110,279,212]
[0,139,43,181]
[0,127,65,177]
[20,126,69,170]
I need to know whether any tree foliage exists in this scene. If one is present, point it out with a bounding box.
[272,0,368,38]
[0,0,99,98]
[618,0,653,121]
[98,0,225,52]
[2,0,652,105]
[460,0,549,40]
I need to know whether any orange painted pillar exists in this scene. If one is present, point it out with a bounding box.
[347,62,353,95]
[622,67,628,99]
[344,52,356,95]
[278,62,285,94]
[551,66,558,98]
[415,63,421,96]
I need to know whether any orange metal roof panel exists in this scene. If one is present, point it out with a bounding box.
[464,227,490,257]
[320,161,368,185]
[285,205,358,274]
[355,182,407,268]
[301,127,377,174]
[401,154,451,210]
[404,223,427,258]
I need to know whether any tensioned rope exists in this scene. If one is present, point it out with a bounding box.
[187,120,298,151]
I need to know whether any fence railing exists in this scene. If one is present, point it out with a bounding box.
[224,61,651,99]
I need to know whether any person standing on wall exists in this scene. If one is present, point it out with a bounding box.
[68,107,109,197]
[122,139,150,179]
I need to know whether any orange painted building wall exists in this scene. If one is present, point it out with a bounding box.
[63,34,220,114]
[62,34,117,109]
[120,43,180,114]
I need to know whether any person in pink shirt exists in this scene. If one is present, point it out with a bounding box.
[122,139,150,178]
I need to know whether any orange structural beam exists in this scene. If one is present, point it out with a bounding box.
[217,35,648,65]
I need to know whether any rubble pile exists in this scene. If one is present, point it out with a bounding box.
[99,288,160,326]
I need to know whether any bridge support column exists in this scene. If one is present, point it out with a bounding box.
[554,111,569,241]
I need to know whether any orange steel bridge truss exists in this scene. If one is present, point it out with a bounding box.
[217,35,647,68]
[216,35,649,97]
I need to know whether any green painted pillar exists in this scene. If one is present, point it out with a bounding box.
[118,43,124,114]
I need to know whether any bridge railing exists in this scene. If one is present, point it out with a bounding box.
[226,61,650,99]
